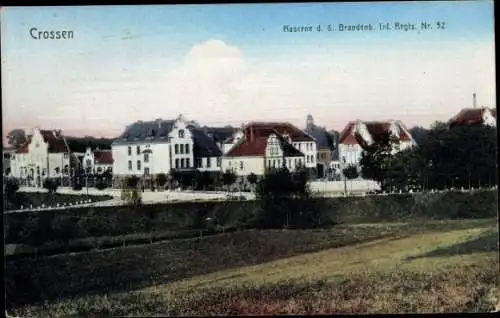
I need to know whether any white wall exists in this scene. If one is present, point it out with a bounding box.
[197,157,221,172]
[113,142,172,176]
[483,110,497,127]
[293,140,316,168]
[222,156,265,176]
[309,180,380,193]
[338,143,363,167]
[169,119,195,169]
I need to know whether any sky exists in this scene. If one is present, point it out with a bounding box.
[1,1,496,140]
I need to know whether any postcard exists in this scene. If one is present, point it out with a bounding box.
[2,1,498,316]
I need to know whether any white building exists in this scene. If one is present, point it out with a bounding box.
[221,121,316,177]
[82,147,114,174]
[449,107,497,128]
[10,128,72,187]
[112,114,226,187]
[338,120,416,170]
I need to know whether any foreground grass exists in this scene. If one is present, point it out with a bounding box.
[8,218,499,315]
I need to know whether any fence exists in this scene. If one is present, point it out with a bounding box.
[309,179,380,193]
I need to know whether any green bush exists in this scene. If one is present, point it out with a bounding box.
[43,179,59,193]
[95,181,107,190]
[4,190,497,246]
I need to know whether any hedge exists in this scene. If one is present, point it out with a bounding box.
[4,189,497,246]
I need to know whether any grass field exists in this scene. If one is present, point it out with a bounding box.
[7,218,499,316]
[5,191,113,211]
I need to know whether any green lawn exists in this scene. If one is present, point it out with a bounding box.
[8,218,499,316]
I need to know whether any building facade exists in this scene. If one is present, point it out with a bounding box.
[82,147,114,174]
[112,114,227,187]
[338,120,416,173]
[222,121,315,178]
[10,128,72,187]
[449,107,497,128]
[304,114,337,178]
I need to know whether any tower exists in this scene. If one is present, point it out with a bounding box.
[306,114,314,128]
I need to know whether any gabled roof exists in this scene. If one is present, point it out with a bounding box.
[16,130,69,153]
[449,107,496,126]
[225,129,305,158]
[94,150,113,164]
[243,121,315,142]
[339,121,413,146]
[188,126,223,158]
[113,119,175,145]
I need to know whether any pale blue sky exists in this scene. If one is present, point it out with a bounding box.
[1,1,496,138]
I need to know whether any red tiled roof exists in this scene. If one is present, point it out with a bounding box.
[449,108,496,126]
[40,130,68,153]
[243,122,314,142]
[226,137,268,157]
[14,130,68,154]
[16,143,29,153]
[339,121,412,146]
[94,151,113,164]
[225,127,306,158]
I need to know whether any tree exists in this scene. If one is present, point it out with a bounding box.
[7,129,26,148]
[199,171,213,190]
[254,167,316,229]
[359,132,400,192]
[342,165,359,180]
[43,179,59,194]
[222,170,237,191]
[247,173,258,191]
[156,173,167,188]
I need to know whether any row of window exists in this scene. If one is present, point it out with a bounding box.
[128,160,150,174]
[293,142,315,152]
[174,143,190,155]
[306,155,315,163]
[175,158,190,169]
[266,157,303,169]
[195,158,221,168]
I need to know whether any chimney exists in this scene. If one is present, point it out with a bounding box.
[156,118,162,129]
[473,93,477,109]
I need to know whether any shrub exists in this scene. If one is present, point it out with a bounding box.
[95,181,107,190]
[127,176,140,189]
[43,179,59,193]
[73,183,83,191]
[4,178,20,199]
[156,173,167,187]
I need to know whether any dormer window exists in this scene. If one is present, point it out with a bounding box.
[178,129,185,138]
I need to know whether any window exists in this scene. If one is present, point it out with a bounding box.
[175,158,179,169]
[137,160,141,171]
[144,153,149,163]
[206,158,211,168]
[273,160,276,168]
[186,158,190,167]
[196,158,202,168]
[181,158,185,168]
[86,159,92,167]
[185,144,190,154]
[240,161,243,170]
[175,144,179,154]
[97,167,103,173]
[136,146,140,155]
[217,158,221,167]
[128,146,132,156]
[180,144,184,154]
[63,153,68,158]
[144,167,150,175]
[178,129,185,138]
[268,160,271,167]
[317,153,320,160]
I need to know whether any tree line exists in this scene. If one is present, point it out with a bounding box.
[359,122,497,192]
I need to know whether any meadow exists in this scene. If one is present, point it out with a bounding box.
[7,217,499,316]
